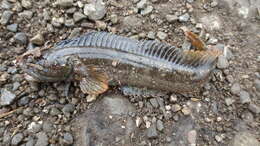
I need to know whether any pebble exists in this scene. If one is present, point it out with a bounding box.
[141,6,153,15]
[123,15,142,27]
[239,91,251,104]
[147,31,155,39]
[73,12,86,23]
[12,82,21,91]
[21,0,32,9]
[217,55,229,69]
[51,17,64,27]
[11,133,24,145]
[18,10,33,19]
[50,107,61,116]
[137,0,147,9]
[248,104,260,114]
[65,19,75,27]
[18,96,30,106]
[14,32,28,45]
[182,106,191,115]
[166,14,178,23]
[170,94,178,103]
[156,120,164,131]
[210,0,218,7]
[172,104,181,112]
[225,98,235,106]
[25,137,35,146]
[42,121,53,132]
[83,0,106,20]
[0,10,13,25]
[30,33,44,46]
[43,9,51,21]
[6,23,18,32]
[230,83,241,95]
[146,124,158,138]
[35,132,48,146]
[187,130,197,145]
[149,98,159,108]
[110,14,118,24]
[254,79,260,92]
[0,88,16,106]
[61,132,74,145]
[62,104,75,113]
[230,132,259,146]
[157,31,168,40]
[178,13,190,22]
[2,0,13,9]
[55,0,73,7]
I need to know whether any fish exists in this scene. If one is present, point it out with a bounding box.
[18,31,222,96]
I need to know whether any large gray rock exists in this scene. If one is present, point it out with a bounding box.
[72,94,137,146]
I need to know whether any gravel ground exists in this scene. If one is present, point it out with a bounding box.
[0,0,259,146]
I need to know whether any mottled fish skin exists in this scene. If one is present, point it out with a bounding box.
[24,32,221,94]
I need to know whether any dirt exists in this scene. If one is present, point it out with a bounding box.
[0,0,259,146]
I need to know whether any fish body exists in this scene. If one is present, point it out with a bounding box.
[21,32,221,95]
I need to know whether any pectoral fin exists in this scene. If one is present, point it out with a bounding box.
[184,31,206,51]
[74,61,109,95]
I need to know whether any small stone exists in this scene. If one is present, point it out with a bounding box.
[55,0,73,7]
[215,135,223,142]
[182,40,192,50]
[248,104,260,114]
[230,83,241,95]
[187,130,197,145]
[0,10,13,25]
[18,10,33,19]
[25,137,35,146]
[6,24,18,32]
[12,82,21,91]
[169,94,178,103]
[14,32,28,45]
[30,33,44,46]
[110,14,118,24]
[149,98,159,108]
[42,122,53,132]
[65,19,75,27]
[147,31,155,39]
[178,13,190,22]
[157,31,168,40]
[172,104,181,112]
[35,132,48,146]
[166,14,178,23]
[95,21,107,30]
[11,133,24,145]
[61,132,73,145]
[141,5,153,15]
[18,96,29,106]
[49,107,61,116]
[230,132,259,146]
[210,0,218,7]
[254,79,260,92]
[62,104,75,113]
[123,15,142,28]
[239,91,251,104]
[43,9,50,21]
[1,0,13,9]
[182,106,191,115]
[156,120,164,131]
[225,98,234,106]
[146,124,158,138]
[83,0,106,21]
[73,12,86,23]
[0,89,16,106]
[217,55,229,69]
[27,122,42,133]
[137,0,147,9]
[51,17,64,27]
[21,0,32,9]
